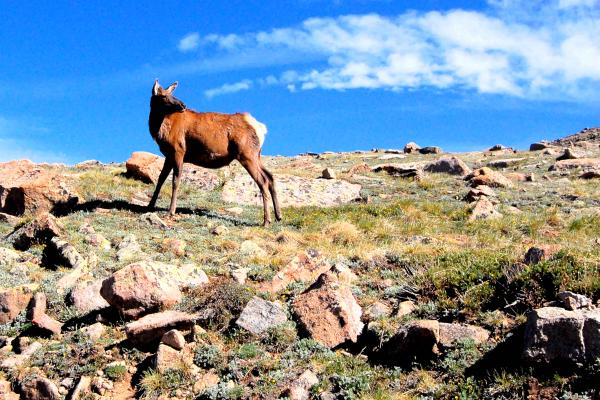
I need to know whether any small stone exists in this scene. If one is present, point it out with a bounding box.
[210,225,229,235]
[236,296,288,335]
[80,322,106,341]
[70,376,91,400]
[141,212,169,229]
[469,197,502,221]
[161,329,186,350]
[281,370,319,400]
[396,300,416,318]
[438,323,490,348]
[524,245,559,265]
[231,267,250,285]
[240,240,267,258]
[162,238,186,257]
[321,168,336,179]
[225,207,244,216]
[364,302,391,321]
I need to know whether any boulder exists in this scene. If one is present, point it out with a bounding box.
[0,160,78,216]
[347,163,371,175]
[125,311,198,349]
[292,274,363,348]
[235,296,288,335]
[464,185,497,203]
[20,376,60,400]
[0,341,42,369]
[488,144,509,151]
[42,237,87,269]
[100,261,189,319]
[377,320,440,364]
[321,168,336,179]
[438,323,490,348]
[403,142,421,154]
[372,163,424,179]
[523,307,600,367]
[556,148,583,161]
[523,245,560,265]
[580,170,600,179]
[469,197,502,221]
[550,158,600,171]
[125,151,219,190]
[0,285,35,324]
[259,251,330,293]
[487,158,525,169]
[69,280,110,314]
[5,213,63,250]
[466,167,512,188]
[419,146,442,155]
[530,142,552,151]
[222,173,361,207]
[281,370,319,400]
[27,292,63,335]
[424,157,471,176]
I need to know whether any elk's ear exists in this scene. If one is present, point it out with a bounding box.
[152,80,161,96]
[165,81,178,94]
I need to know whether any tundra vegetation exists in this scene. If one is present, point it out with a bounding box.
[0,127,598,399]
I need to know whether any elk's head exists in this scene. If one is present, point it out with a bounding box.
[151,80,186,113]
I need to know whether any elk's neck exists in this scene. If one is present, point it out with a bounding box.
[148,109,166,139]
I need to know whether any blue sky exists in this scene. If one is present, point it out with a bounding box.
[1,0,599,163]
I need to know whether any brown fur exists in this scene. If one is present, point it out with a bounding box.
[147,80,281,226]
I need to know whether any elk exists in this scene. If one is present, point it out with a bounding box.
[147,80,281,226]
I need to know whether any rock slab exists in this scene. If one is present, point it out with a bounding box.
[236,296,288,335]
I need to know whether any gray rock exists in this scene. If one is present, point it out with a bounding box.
[125,311,198,349]
[523,307,600,367]
[141,212,169,229]
[281,370,319,400]
[419,146,442,154]
[364,302,391,321]
[161,329,186,350]
[236,296,288,335]
[116,234,142,262]
[403,142,421,154]
[424,157,471,176]
[438,323,490,348]
[558,291,593,311]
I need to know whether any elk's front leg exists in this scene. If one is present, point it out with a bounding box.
[168,154,184,215]
[148,158,173,210]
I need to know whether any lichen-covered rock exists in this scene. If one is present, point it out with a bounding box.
[466,167,512,188]
[558,291,593,311]
[222,173,361,207]
[292,273,363,348]
[100,261,186,319]
[235,297,288,335]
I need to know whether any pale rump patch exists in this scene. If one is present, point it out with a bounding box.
[243,113,267,148]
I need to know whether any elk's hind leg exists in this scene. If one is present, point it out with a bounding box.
[168,153,184,216]
[148,158,173,210]
[261,166,281,221]
[239,157,271,226]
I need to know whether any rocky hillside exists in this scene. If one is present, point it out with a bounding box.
[0,129,599,399]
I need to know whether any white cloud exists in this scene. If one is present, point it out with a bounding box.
[178,32,200,52]
[204,79,253,98]
[184,2,600,100]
